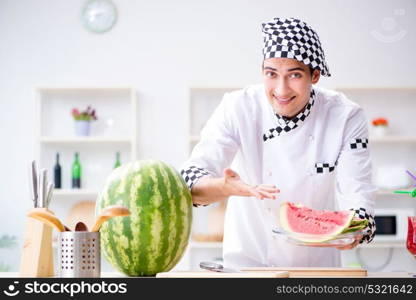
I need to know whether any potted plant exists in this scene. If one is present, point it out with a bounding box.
[71,106,98,136]
[371,117,389,137]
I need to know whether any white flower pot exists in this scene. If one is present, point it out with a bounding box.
[372,126,388,137]
[74,120,91,136]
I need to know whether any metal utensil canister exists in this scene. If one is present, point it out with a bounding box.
[58,231,100,277]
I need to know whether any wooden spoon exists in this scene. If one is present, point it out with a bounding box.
[91,205,131,232]
[75,221,88,232]
[27,210,69,232]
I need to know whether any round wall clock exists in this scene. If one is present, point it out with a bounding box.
[81,0,117,33]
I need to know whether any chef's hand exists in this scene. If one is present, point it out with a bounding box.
[223,168,280,200]
[335,234,363,250]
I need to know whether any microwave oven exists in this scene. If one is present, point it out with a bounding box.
[373,208,414,242]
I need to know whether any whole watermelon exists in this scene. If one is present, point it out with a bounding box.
[96,159,193,276]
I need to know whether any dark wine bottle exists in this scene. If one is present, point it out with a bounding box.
[71,152,81,189]
[114,152,121,169]
[54,152,62,189]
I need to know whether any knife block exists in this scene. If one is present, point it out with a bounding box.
[19,208,54,277]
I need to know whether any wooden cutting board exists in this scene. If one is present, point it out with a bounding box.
[156,271,289,278]
[241,267,367,277]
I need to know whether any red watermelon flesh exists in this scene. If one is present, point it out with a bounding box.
[279,202,355,242]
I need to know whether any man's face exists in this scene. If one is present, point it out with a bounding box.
[262,58,320,117]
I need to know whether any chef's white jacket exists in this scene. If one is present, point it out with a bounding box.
[180,84,376,269]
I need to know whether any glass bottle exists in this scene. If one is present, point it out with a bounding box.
[71,152,81,189]
[54,152,62,188]
[114,151,121,169]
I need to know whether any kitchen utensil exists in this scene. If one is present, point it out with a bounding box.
[27,210,67,232]
[406,170,416,187]
[20,161,55,277]
[75,221,88,232]
[29,160,38,208]
[38,169,47,207]
[45,182,54,208]
[66,201,95,231]
[58,231,100,278]
[394,170,416,197]
[394,189,416,197]
[91,205,131,232]
[199,261,240,273]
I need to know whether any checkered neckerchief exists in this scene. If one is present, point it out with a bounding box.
[263,89,316,141]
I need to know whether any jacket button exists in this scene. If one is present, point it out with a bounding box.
[309,135,314,141]
[268,171,273,176]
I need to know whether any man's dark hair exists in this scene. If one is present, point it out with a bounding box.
[308,66,315,76]
[262,61,316,76]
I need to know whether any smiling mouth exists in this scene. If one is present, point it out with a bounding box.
[274,95,296,105]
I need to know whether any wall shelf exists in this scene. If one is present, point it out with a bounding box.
[35,86,137,191]
[35,86,137,240]
[40,137,132,144]
[370,136,416,143]
[53,189,99,199]
[377,188,413,195]
[35,86,134,92]
[189,242,223,249]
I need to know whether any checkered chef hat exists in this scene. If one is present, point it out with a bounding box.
[262,17,331,77]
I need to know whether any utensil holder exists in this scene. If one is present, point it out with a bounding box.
[19,208,54,277]
[58,231,100,278]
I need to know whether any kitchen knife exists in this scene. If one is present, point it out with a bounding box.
[199,261,241,273]
[38,169,47,208]
[29,161,38,208]
[45,182,54,209]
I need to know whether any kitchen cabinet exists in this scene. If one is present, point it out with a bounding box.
[34,87,137,272]
[35,86,137,191]
[336,87,416,272]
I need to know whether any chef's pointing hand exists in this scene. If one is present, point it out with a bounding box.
[190,168,280,206]
[223,168,280,200]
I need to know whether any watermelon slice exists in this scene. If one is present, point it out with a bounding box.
[341,219,368,234]
[279,202,357,243]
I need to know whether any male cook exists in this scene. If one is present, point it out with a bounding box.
[180,17,376,268]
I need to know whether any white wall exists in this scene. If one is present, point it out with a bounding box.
[0,0,415,271]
